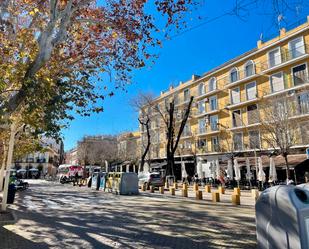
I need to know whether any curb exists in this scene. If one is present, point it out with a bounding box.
[0,209,18,226]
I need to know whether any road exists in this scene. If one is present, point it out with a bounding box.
[1,180,257,249]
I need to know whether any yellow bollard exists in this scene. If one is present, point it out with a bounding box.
[218,186,225,194]
[141,184,146,191]
[232,194,240,205]
[149,185,154,193]
[173,182,178,189]
[252,189,259,201]
[182,189,188,197]
[159,186,164,194]
[205,185,211,193]
[182,183,188,190]
[170,187,175,196]
[212,192,220,202]
[196,190,203,200]
[234,187,241,196]
[194,183,199,191]
[165,181,169,189]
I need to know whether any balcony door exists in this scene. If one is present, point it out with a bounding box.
[292,64,307,86]
[289,37,305,59]
[268,48,281,68]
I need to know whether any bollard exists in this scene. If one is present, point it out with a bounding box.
[194,183,199,191]
[182,189,188,197]
[182,183,188,191]
[141,184,146,191]
[173,182,178,189]
[149,185,154,193]
[165,181,169,189]
[252,189,259,201]
[212,192,220,202]
[196,190,203,200]
[218,186,225,194]
[159,186,164,194]
[170,187,175,196]
[205,185,211,193]
[234,187,241,196]
[232,194,240,205]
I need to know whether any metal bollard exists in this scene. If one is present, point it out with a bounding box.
[218,186,225,194]
[141,184,146,191]
[234,187,241,196]
[205,185,211,193]
[182,189,188,197]
[183,183,188,191]
[232,194,240,205]
[159,186,164,194]
[170,187,175,196]
[196,190,203,200]
[212,192,220,202]
[165,181,169,189]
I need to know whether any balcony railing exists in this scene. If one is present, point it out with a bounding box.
[260,44,309,71]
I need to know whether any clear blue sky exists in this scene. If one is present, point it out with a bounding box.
[63,0,309,151]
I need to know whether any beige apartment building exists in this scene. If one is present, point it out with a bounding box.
[140,18,309,181]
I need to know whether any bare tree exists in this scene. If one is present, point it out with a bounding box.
[130,93,155,172]
[258,93,303,179]
[153,95,194,177]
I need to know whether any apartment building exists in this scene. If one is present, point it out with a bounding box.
[140,17,309,180]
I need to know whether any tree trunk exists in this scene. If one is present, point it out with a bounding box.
[140,119,151,173]
[2,123,16,211]
[284,154,290,181]
[0,143,8,191]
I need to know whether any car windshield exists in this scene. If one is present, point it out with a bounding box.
[150,174,161,178]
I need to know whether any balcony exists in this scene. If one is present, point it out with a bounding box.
[260,43,309,73]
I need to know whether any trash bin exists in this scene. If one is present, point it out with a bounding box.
[112,172,138,195]
[256,185,309,249]
[7,183,16,204]
[91,172,100,190]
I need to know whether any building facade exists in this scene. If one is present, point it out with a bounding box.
[140,18,309,181]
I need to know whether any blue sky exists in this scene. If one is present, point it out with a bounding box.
[63,0,309,150]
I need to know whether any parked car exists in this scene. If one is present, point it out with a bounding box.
[138,172,164,189]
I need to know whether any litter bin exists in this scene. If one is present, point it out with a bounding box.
[256,185,309,249]
[91,172,100,190]
[7,183,16,204]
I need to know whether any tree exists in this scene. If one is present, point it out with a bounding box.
[131,92,155,172]
[154,95,194,177]
[258,92,302,180]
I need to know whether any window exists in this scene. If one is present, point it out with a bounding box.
[198,118,206,134]
[233,133,243,151]
[270,72,284,93]
[299,121,309,144]
[274,100,287,117]
[246,82,257,100]
[174,94,179,105]
[232,110,242,127]
[230,68,239,83]
[268,48,281,68]
[198,83,205,96]
[249,130,260,149]
[297,92,309,115]
[289,37,305,59]
[183,124,191,136]
[293,64,307,86]
[245,60,255,77]
[209,115,218,131]
[197,100,206,114]
[247,104,259,124]
[184,140,192,149]
[184,89,190,102]
[231,87,240,104]
[197,139,207,150]
[209,77,217,92]
[209,96,217,111]
[211,136,220,152]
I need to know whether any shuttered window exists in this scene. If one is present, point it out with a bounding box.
[270,72,284,93]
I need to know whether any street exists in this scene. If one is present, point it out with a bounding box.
[1,180,257,249]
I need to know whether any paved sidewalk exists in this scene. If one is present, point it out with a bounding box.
[1,180,257,249]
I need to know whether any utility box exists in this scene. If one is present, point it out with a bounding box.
[256,185,309,249]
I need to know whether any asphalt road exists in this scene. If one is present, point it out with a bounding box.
[1,180,257,249]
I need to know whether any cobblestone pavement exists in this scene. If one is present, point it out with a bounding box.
[1,180,257,249]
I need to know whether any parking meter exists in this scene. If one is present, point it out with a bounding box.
[256,185,309,249]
